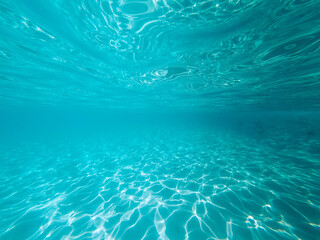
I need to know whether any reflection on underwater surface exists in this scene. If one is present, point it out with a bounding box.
[0,0,320,110]
[0,113,320,240]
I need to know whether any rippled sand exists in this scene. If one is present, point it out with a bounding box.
[1,129,319,240]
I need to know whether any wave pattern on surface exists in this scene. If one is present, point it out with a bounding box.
[0,0,320,110]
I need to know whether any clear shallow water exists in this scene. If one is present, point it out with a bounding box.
[0,114,320,240]
[1,0,320,240]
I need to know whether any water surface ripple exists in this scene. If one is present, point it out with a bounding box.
[0,0,320,109]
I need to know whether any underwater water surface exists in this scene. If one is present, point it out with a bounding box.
[0,0,320,240]
[0,0,320,109]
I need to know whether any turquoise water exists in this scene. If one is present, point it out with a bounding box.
[1,1,320,240]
